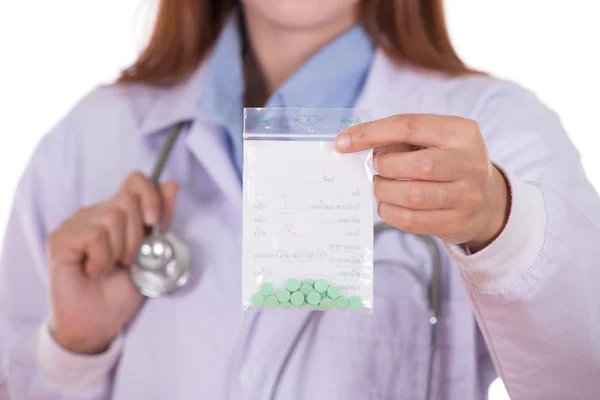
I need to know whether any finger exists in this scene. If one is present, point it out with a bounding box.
[94,206,127,263]
[159,181,180,232]
[370,144,414,171]
[81,225,113,278]
[46,205,110,271]
[62,205,103,231]
[375,148,465,181]
[373,143,418,156]
[377,202,458,238]
[373,176,462,210]
[49,206,100,256]
[334,114,475,152]
[113,190,144,265]
[119,172,161,226]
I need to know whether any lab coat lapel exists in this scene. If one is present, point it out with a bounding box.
[354,50,399,119]
[355,50,443,119]
[184,120,242,211]
[137,59,242,211]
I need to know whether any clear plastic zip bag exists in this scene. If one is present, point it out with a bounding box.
[242,108,374,313]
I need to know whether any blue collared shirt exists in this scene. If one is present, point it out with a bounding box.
[197,14,374,177]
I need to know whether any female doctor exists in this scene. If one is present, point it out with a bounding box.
[1,0,599,399]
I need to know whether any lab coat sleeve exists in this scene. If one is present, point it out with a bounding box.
[444,82,600,399]
[0,116,120,399]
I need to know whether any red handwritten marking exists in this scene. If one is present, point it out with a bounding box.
[343,250,364,258]
[314,248,327,262]
[282,195,288,208]
[283,224,298,235]
[329,250,366,268]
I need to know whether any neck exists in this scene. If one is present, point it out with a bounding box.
[242,8,360,94]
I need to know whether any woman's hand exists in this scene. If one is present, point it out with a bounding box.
[334,114,510,251]
[47,172,179,355]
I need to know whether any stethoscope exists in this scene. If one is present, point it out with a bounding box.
[131,123,192,297]
[132,123,443,400]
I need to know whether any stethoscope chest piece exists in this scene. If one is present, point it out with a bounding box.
[131,232,192,297]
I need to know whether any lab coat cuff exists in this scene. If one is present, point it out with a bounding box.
[444,168,547,292]
[32,322,122,397]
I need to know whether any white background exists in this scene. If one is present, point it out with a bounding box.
[1,1,599,398]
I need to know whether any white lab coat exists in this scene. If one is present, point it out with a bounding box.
[0,49,599,399]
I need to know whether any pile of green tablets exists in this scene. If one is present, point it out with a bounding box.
[251,278,363,311]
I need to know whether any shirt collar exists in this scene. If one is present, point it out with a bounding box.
[197,11,374,111]
[267,24,374,109]
[138,12,374,136]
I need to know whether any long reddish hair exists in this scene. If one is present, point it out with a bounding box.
[119,0,473,86]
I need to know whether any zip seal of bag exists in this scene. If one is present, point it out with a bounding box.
[242,108,375,313]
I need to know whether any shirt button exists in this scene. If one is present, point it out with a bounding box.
[239,360,264,389]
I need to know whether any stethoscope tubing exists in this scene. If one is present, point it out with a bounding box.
[268,223,441,400]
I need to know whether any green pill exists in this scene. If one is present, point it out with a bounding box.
[286,278,301,292]
[336,296,349,310]
[349,296,363,310]
[301,279,314,286]
[306,291,321,306]
[327,285,341,299]
[277,289,291,303]
[265,295,279,309]
[309,303,319,310]
[260,282,274,296]
[314,279,329,294]
[251,293,265,307]
[290,292,305,307]
[319,297,334,310]
[300,284,313,295]
[279,302,291,309]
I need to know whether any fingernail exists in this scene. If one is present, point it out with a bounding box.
[372,153,379,171]
[334,134,351,151]
[143,208,158,226]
